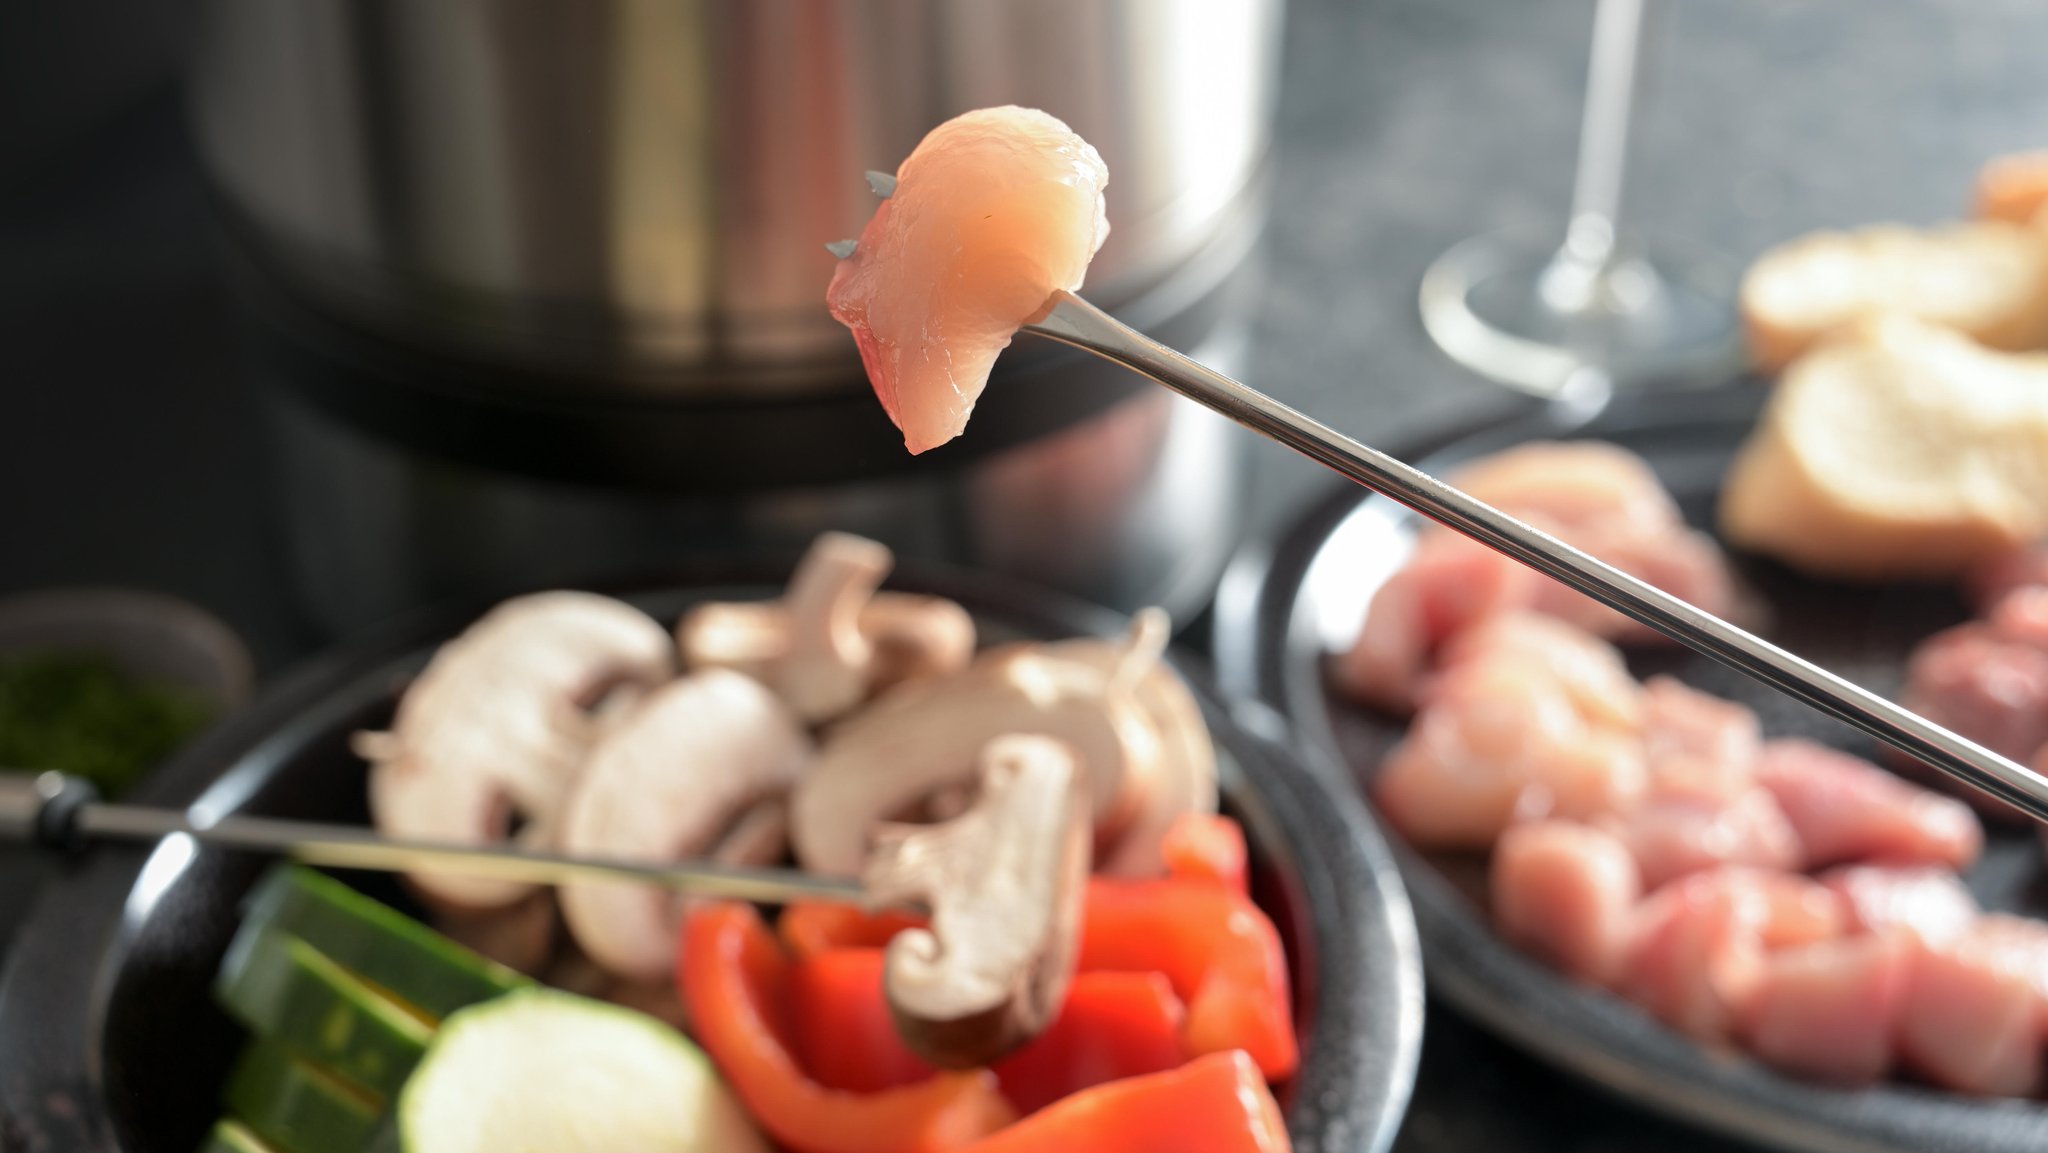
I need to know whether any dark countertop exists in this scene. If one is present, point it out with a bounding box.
[6,1,2048,1150]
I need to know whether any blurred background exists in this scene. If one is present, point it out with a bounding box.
[4,1,2048,1148]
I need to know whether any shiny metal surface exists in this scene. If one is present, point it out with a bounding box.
[24,779,870,906]
[265,322,1248,634]
[190,0,1283,389]
[1024,290,2048,822]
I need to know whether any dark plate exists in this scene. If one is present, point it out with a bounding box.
[0,559,1423,1153]
[1212,386,2048,1153]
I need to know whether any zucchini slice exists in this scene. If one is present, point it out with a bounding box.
[216,924,431,1098]
[241,866,528,1020]
[398,989,769,1153]
[224,1042,384,1153]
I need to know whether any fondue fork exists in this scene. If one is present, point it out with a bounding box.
[1018,289,2048,824]
[0,770,870,905]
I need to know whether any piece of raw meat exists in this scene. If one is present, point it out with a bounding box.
[1898,620,2048,770]
[1964,913,2048,1028]
[1333,533,1537,711]
[1601,787,1802,891]
[1433,613,1645,732]
[1820,865,1980,947]
[1754,739,1983,870]
[1620,869,1771,1040]
[1896,933,2043,1096]
[1639,676,1762,801]
[1738,932,1910,1085]
[827,106,1110,454]
[1492,821,1643,985]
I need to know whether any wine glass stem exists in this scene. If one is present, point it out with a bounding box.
[1561,0,1655,272]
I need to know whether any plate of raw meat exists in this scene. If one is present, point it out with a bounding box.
[1213,385,2048,1153]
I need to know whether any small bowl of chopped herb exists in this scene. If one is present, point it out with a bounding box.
[0,589,250,800]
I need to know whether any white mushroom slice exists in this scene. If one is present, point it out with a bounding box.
[557,670,812,981]
[1043,609,1220,876]
[865,734,1090,1068]
[677,533,976,722]
[362,592,674,909]
[791,644,1163,877]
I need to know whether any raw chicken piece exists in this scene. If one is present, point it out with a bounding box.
[1967,542,2048,612]
[1449,441,1682,539]
[1529,525,1746,645]
[1433,613,1645,732]
[1334,533,1537,711]
[1899,620,2048,769]
[1754,739,1983,870]
[1620,869,1772,1039]
[1639,676,1761,801]
[1965,913,2048,1026]
[827,106,1110,454]
[1374,649,1645,847]
[1821,865,1980,947]
[1371,660,1581,848]
[1600,787,1802,891]
[1739,932,1909,1085]
[1896,934,2043,1096]
[1492,821,1643,985]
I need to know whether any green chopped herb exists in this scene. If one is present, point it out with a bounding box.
[0,651,216,796]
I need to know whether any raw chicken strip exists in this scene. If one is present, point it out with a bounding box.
[1492,821,1642,985]
[1639,676,1762,801]
[827,106,1110,454]
[1738,932,1909,1085]
[1601,788,1802,891]
[1897,934,2044,1096]
[1753,739,1983,870]
[1821,865,1980,947]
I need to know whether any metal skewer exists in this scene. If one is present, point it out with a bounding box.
[1023,289,2048,824]
[0,771,869,906]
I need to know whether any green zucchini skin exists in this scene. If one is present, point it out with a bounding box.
[215,924,432,1099]
[241,867,528,1021]
[223,1044,385,1153]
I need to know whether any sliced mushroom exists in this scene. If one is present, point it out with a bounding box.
[677,533,975,722]
[1043,609,1220,876]
[557,669,812,981]
[864,734,1090,1068]
[790,641,1163,877]
[361,592,674,909]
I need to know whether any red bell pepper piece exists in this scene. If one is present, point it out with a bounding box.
[992,971,1187,1114]
[790,948,937,1093]
[1161,813,1250,895]
[788,947,1188,1114]
[955,1050,1291,1153]
[1079,877,1299,1079]
[780,901,929,960]
[680,904,1017,1153]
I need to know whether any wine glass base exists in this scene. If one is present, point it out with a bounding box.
[1419,231,1742,398]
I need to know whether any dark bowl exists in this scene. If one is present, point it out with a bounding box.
[0,560,1422,1153]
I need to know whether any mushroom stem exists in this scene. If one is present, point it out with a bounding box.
[863,735,1091,1069]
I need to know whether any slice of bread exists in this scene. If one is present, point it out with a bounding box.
[1739,220,2048,372]
[1974,150,2048,225]
[1719,316,2048,581]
